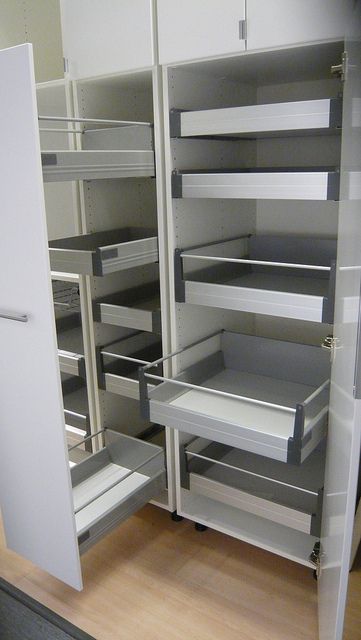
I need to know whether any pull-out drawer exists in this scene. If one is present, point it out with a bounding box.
[140,331,330,464]
[176,235,336,323]
[49,228,158,276]
[57,321,85,378]
[94,281,161,333]
[172,168,340,201]
[42,149,155,181]
[59,349,86,378]
[99,332,162,400]
[71,430,166,554]
[170,97,342,138]
[185,438,325,535]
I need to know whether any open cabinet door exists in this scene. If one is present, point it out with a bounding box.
[318,3,361,638]
[0,44,82,590]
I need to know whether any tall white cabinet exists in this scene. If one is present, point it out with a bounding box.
[0,1,360,639]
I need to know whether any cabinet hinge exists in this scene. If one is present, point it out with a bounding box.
[239,19,247,41]
[321,334,340,363]
[309,541,321,579]
[331,51,348,83]
[63,57,69,74]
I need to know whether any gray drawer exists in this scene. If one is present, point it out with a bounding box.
[99,332,162,400]
[140,331,330,464]
[94,281,161,333]
[42,149,155,181]
[71,430,166,554]
[185,438,324,535]
[49,228,158,276]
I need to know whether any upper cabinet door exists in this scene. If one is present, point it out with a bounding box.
[157,0,246,65]
[60,0,154,79]
[0,44,82,590]
[246,0,351,51]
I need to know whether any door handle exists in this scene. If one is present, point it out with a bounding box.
[0,310,28,323]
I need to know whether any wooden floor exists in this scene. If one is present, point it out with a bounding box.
[0,505,360,640]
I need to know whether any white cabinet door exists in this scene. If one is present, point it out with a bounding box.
[0,44,82,590]
[318,3,361,638]
[246,0,351,51]
[157,0,246,64]
[60,0,154,79]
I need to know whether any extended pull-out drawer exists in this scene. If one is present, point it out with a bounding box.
[170,97,342,138]
[71,430,166,554]
[99,332,162,400]
[184,438,325,535]
[175,235,336,323]
[140,331,330,464]
[94,281,161,333]
[172,167,340,201]
[49,228,158,276]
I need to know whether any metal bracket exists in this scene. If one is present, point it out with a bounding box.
[309,540,321,577]
[239,19,247,40]
[331,51,348,83]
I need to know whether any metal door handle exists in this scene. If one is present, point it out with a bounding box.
[0,311,28,323]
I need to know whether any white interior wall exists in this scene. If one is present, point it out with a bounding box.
[0,0,63,81]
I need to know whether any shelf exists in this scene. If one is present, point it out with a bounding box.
[140,331,330,464]
[49,228,158,276]
[172,168,340,201]
[71,430,166,554]
[170,97,342,138]
[185,438,324,535]
[99,332,162,400]
[176,235,336,323]
[94,281,161,333]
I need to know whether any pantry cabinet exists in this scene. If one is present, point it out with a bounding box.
[0,1,360,638]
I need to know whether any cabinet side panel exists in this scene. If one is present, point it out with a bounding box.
[0,44,82,590]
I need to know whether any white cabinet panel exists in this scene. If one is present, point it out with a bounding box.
[247,0,351,51]
[60,0,154,79]
[157,0,246,64]
[0,44,82,590]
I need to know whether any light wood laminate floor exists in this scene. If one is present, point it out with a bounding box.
[0,505,360,640]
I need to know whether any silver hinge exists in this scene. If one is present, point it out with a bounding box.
[239,19,247,41]
[309,541,321,579]
[331,51,348,82]
[63,57,69,74]
[321,334,340,363]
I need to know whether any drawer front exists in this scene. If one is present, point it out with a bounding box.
[98,302,161,333]
[58,350,86,377]
[189,473,315,534]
